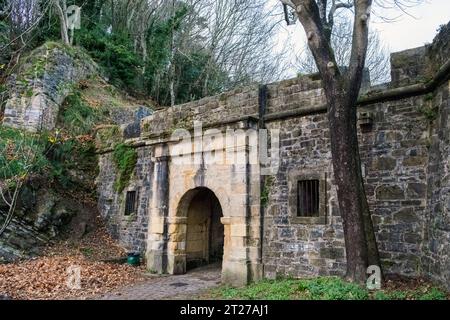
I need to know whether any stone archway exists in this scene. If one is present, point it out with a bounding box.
[168,187,225,275]
[147,143,262,286]
[185,188,224,270]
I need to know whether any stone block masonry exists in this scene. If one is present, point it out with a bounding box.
[96,147,153,253]
[96,22,450,289]
[2,43,98,132]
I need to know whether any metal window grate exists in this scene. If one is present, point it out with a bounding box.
[125,191,137,216]
[297,180,320,217]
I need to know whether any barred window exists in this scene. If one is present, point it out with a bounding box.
[125,191,137,216]
[297,180,320,217]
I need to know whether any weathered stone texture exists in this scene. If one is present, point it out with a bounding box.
[141,85,259,138]
[266,77,325,114]
[0,179,95,262]
[390,21,450,87]
[426,22,450,74]
[424,81,450,288]
[263,114,346,279]
[96,147,153,254]
[2,44,98,132]
[358,96,431,277]
[0,216,50,262]
[390,47,428,86]
[96,24,450,289]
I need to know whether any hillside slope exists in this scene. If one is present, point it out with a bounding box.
[0,42,152,263]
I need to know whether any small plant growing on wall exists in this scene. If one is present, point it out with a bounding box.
[261,176,275,207]
[113,143,138,193]
[418,93,438,122]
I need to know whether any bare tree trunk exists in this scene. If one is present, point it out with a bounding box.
[203,71,209,97]
[169,36,175,107]
[141,32,147,75]
[326,80,380,282]
[169,0,176,107]
[53,0,69,45]
[0,182,22,236]
[285,0,381,283]
[69,27,74,46]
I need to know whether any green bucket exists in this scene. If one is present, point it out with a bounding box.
[127,252,141,266]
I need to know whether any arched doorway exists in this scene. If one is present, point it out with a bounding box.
[182,187,224,270]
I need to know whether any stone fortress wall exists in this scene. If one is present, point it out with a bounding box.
[96,23,450,288]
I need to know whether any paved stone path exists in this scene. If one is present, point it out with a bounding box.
[97,263,222,300]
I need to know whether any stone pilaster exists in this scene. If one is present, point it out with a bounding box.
[221,216,250,286]
[167,216,188,275]
[146,145,170,274]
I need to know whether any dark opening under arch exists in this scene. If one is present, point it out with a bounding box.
[182,187,224,270]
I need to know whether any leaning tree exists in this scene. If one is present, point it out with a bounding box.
[280,0,423,283]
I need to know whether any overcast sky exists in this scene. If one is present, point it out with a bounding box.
[372,0,450,52]
[276,0,450,77]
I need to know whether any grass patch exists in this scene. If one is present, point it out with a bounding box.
[0,126,49,180]
[59,90,108,136]
[220,279,297,300]
[95,125,121,150]
[209,277,448,301]
[298,277,369,300]
[0,120,98,191]
[373,287,447,300]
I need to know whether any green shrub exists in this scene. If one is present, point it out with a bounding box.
[60,90,106,135]
[46,139,76,188]
[76,28,142,90]
[42,129,97,190]
[418,104,438,121]
[95,126,121,150]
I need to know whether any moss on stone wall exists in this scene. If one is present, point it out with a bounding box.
[261,176,274,207]
[418,97,439,122]
[112,143,137,193]
[95,126,121,150]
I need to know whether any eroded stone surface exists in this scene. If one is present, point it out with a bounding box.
[2,43,98,132]
[94,22,450,290]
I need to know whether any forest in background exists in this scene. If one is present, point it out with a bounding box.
[0,0,290,109]
[0,0,393,112]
